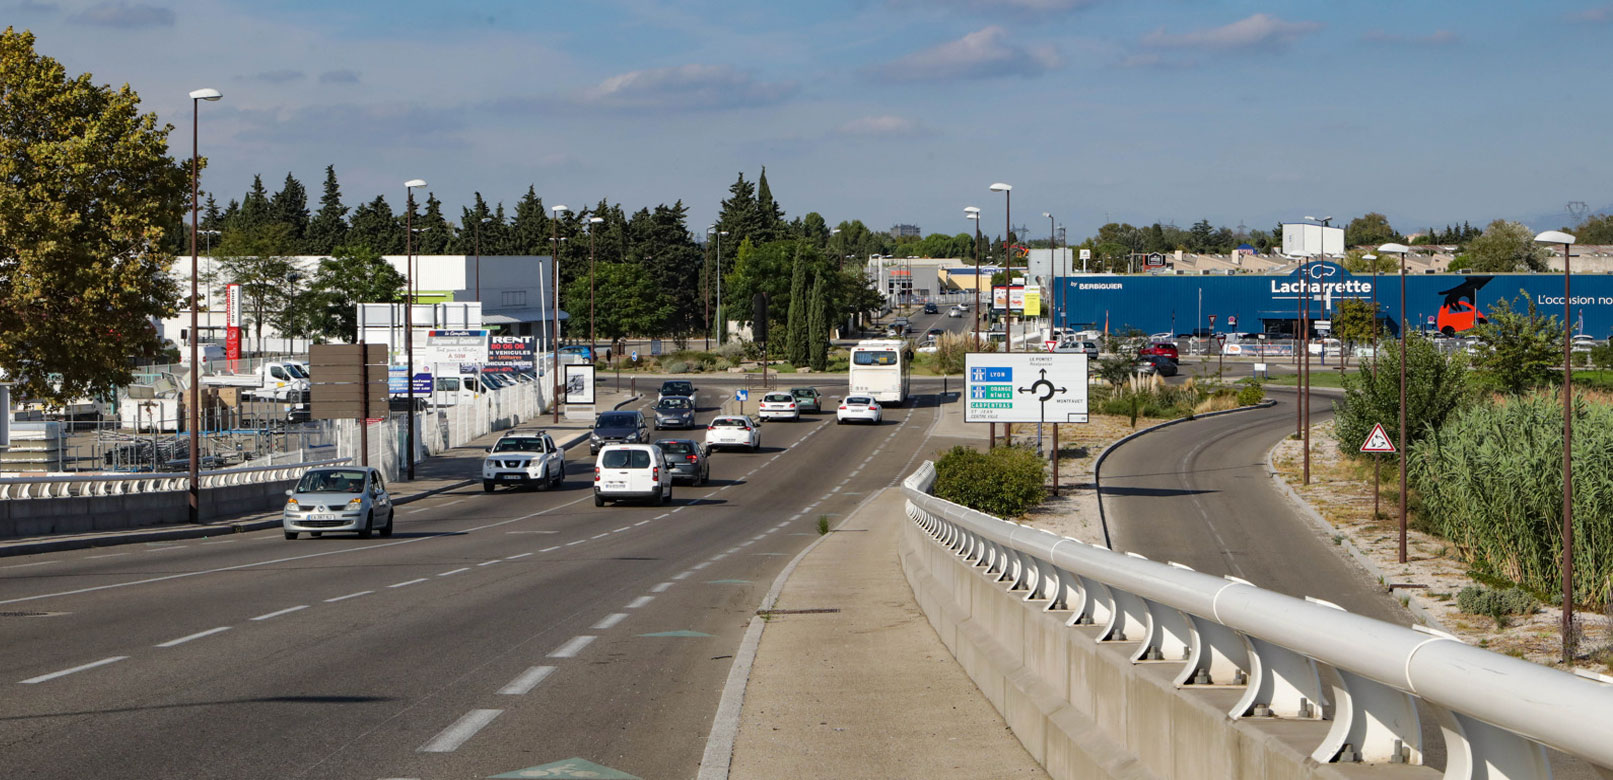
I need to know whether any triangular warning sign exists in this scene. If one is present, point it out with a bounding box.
[1360,423,1396,453]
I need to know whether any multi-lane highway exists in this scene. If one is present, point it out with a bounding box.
[0,382,948,779]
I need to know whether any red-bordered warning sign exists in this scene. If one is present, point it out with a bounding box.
[1359,423,1396,453]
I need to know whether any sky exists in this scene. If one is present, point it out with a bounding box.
[8,0,1612,243]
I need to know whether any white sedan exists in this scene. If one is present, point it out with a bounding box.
[757,392,800,421]
[705,415,762,452]
[836,395,883,425]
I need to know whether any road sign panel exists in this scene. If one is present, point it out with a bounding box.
[1145,252,1166,268]
[1208,314,1217,325]
[1360,423,1396,453]
[1228,315,1238,328]
[964,352,1089,424]
[736,389,749,402]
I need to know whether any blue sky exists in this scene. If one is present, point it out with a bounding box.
[10,0,1611,242]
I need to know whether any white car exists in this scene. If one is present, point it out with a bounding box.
[757,392,800,421]
[836,395,882,425]
[593,444,671,506]
[482,430,565,492]
[705,415,761,452]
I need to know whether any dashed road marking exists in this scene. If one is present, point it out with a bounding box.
[548,635,596,658]
[477,560,500,567]
[20,655,128,684]
[565,540,587,547]
[497,666,555,695]
[591,533,609,540]
[540,546,561,553]
[592,613,629,630]
[506,552,532,560]
[650,582,673,593]
[613,526,632,533]
[418,709,502,753]
[626,595,654,608]
[672,571,693,580]
[251,605,308,621]
[388,578,429,588]
[156,627,231,647]
[691,562,711,570]
[326,590,375,601]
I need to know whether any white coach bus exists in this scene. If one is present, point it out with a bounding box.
[848,339,912,406]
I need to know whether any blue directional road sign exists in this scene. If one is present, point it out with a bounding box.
[970,366,1011,383]
[736,389,749,402]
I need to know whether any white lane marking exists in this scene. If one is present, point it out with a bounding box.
[439,499,465,508]
[626,595,654,609]
[437,568,470,577]
[326,590,374,602]
[751,534,767,541]
[738,542,753,548]
[497,666,556,695]
[156,626,231,647]
[672,506,686,513]
[540,546,561,553]
[506,552,532,560]
[250,605,308,621]
[199,539,237,545]
[477,560,500,567]
[388,578,429,588]
[691,562,711,570]
[20,656,128,684]
[650,582,673,593]
[635,520,650,526]
[145,546,183,552]
[671,571,693,580]
[725,547,741,554]
[85,553,129,559]
[407,508,431,514]
[591,533,609,540]
[613,526,632,533]
[565,540,586,547]
[1,560,56,569]
[830,487,842,494]
[592,613,629,630]
[654,513,670,520]
[418,709,503,753]
[548,635,596,658]
[0,498,598,607]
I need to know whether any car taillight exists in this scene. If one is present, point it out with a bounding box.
[839,405,847,410]
[653,466,660,481]
[787,403,795,409]
[870,404,880,410]
[707,425,715,430]
[593,467,600,482]
[686,455,698,462]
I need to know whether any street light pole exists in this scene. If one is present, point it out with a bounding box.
[550,205,569,422]
[1045,212,1055,332]
[403,179,427,480]
[965,208,981,346]
[1537,229,1579,664]
[473,215,491,302]
[704,227,714,351]
[187,87,221,523]
[715,230,728,346]
[1379,242,1411,564]
[991,183,1013,351]
[1301,215,1332,485]
[588,216,604,360]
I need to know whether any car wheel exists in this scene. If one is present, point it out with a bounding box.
[483,480,494,493]
[594,493,605,507]
[284,530,297,540]
[380,510,394,538]
[552,467,564,489]
[358,512,374,539]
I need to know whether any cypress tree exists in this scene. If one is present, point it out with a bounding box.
[269,172,309,250]
[237,174,271,232]
[786,245,807,366]
[808,273,828,371]
[305,165,348,255]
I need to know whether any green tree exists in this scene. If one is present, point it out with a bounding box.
[755,165,786,243]
[414,192,453,254]
[808,274,828,371]
[0,28,186,402]
[269,172,309,251]
[1332,298,1377,362]
[785,246,808,366]
[1469,292,1563,395]
[304,245,405,342]
[236,174,272,234]
[509,186,550,254]
[347,195,400,253]
[570,262,670,343]
[1341,249,1397,274]
[304,165,348,254]
[1465,220,1549,272]
[217,222,298,354]
[1334,335,1470,456]
[1572,213,1613,245]
[1344,212,1400,248]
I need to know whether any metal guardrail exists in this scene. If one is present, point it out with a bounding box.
[0,458,349,499]
[901,462,1613,779]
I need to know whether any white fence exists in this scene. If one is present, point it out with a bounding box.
[902,462,1613,779]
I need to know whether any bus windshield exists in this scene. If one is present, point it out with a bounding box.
[852,350,899,366]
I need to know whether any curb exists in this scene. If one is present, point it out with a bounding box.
[0,394,643,559]
[1261,436,1452,632]
[1091,400,1277,549]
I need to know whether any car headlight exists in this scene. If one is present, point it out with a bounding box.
[285,497,299,510]
[590,433,601,442]
[346,497,364,509]
[625,433,640,442]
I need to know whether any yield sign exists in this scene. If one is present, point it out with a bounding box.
[1360,423,1396,453]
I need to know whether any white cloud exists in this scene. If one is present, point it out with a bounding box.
[1143,13,1321,50]
[69,2,174,28]
[871,26,1062,82]
[1362,28,1460,46]
[576,64,797,111]
[836,115,928,138]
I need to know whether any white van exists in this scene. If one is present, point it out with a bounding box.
[593,444,671,506]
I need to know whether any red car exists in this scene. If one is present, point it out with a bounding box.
[1138,341,1179,362]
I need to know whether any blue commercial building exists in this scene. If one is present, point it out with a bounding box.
[1052,262,1613,338]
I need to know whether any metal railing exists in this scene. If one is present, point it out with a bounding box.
[901,463,1613,779]
[0,458,348,499]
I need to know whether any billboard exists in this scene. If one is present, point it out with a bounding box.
[422,329,489,365]
[564,364,595,405]
[991,285,1027,311]
[486,335,536,374]
[1281,223,1345,257]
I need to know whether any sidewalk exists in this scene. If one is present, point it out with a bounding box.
[0,389,638,557]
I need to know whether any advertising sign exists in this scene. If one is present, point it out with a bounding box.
[991,285,1027,312]
[1145,252,1166,268]
[387,367,433,395]
[486,335,536,374]
[225,283,242,366]
[423,329,489,365]
[1023,286,1042,316]
[964,352,1089,424]
[563,364,595,405]
[1079,248,1092,260]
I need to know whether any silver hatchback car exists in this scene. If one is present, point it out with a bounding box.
[282,466,395,540]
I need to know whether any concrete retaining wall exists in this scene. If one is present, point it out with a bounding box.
[898,516,1436,780]
[0,477,296,538]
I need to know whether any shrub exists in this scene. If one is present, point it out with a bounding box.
[1236,383,1265,406]
[1335,335,1470,459]
[1591,341,1613,371]
[664,360,689,374]
[1456,585,1538,626]
[933,332,971,375]
[715,340,747,362]
[933,445,1046,518]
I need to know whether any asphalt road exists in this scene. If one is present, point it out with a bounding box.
[0,380,948,780]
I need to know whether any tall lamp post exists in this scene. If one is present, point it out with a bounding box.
[990,183,1012,351]
[187,87,221,523]
[550,205,570,422]
[403,179,427,480]
[1044,212,1056,332]
[714,230,728,345]
[588,216,604,359]
[473,215,492,301]
[704,227,715,350]
[1378,242,1411,564]
[1536,229,1579,663]
[1300,215,1331,485]
[965,207,982,345]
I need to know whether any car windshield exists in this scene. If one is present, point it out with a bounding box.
[597,413,637,428]
[601,449,651,469]
[284,363,309,379]
[763,393,792,402]
[853,350,898,366]
[656,440,693,454]
[493,437,544,452]
[791,388,815,396]
[297,469,367,493]
[846,397,872,405]
[712,418,748,427]
[661,382,692,394]
[656,398,692,410]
